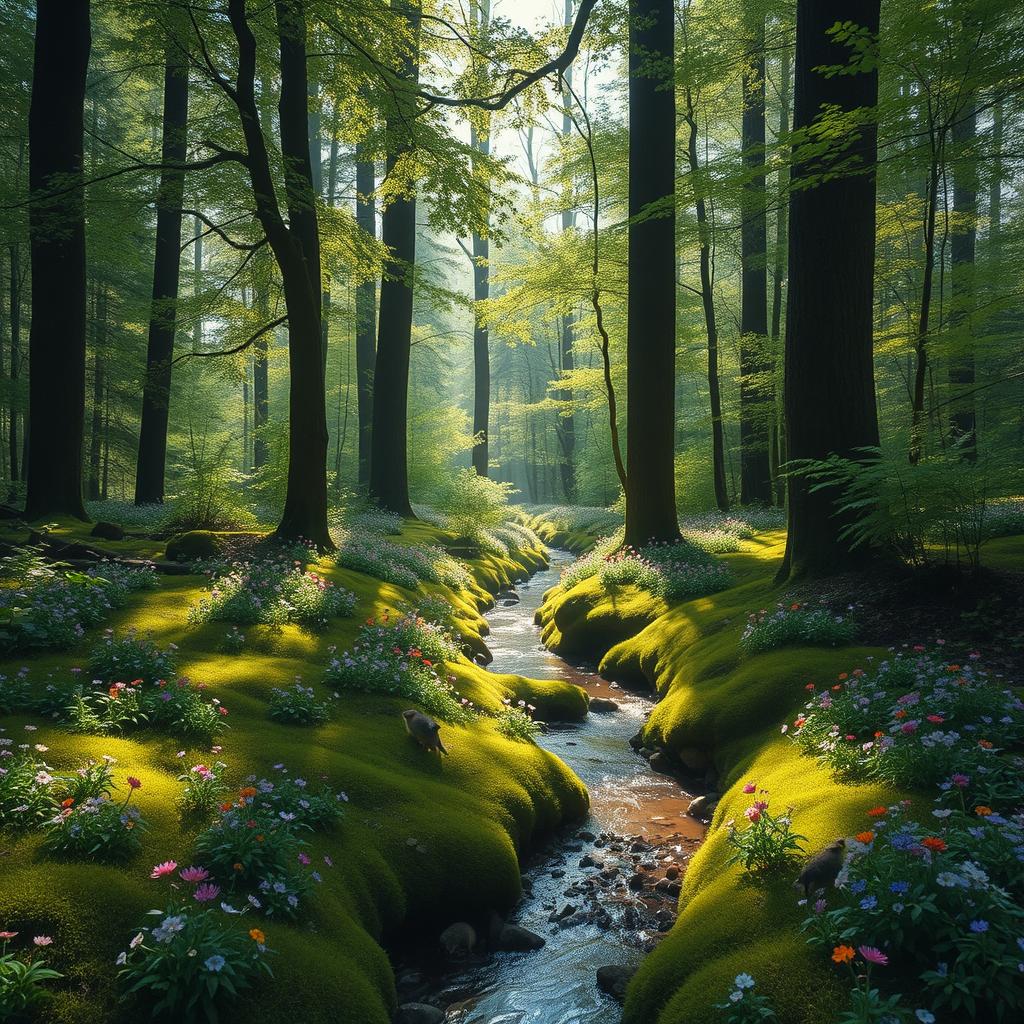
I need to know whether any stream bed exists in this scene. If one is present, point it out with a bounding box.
[397,550,706,1024]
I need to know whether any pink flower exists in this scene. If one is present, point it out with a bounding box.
[179,866,209,884]
[744,807,762,823]
[127,776,142,790]
[742,782,756,794]
[858,946,888,966]
[193,883,221,903]
[752,800,768,813]
[33,936,53,947]
[900,721,918,734]
[298,853,311,866]
[0,931,18,940]
[926,714,944,723]
[150,860,178,879]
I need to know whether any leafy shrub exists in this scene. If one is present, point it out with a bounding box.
[802,799,1024,1022]
[0,745,59,832]
[325,612,473,723]
[741,602,858,654]
[0,932,64,1019]
[41,775,146,863]
[177,761,228,818]
[189,558,356,630]
[494,701,540,742]
[0,669,32,714]
[724,782,808,872]
[429,469,516,545]
[118,897,272,1022]
[220,626,246,654]
[0,549,158,653]
[268,682,330,726]
[789,649,1024,805]
[88,629,177,685]
[981,496,1024,539]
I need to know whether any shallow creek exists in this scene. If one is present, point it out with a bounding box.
[398,550,706,1024]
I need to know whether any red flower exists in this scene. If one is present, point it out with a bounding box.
[866,806,887,818]
[126,776,142,790]
[922,837,947,853]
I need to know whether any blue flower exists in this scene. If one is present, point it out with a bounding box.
[890,832,916,851]
[915,1011,935,1023]
[890,881,910,894]
[860,896,878,911]
[850,879,867,895]
[970,920,989,933]
[204,955,226,972]
[734,973,755,990]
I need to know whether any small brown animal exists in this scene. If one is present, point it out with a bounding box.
[402,709,448,755]
[796,838,847,897]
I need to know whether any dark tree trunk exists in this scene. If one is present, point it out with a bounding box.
[355,150,376,488]
[8,239,20,487]
[253,263,270,471]
[948,98,976,458]
[684,85,728,513]
[624,0,679,547]
[778,0,881,581]
[25,1,90,521]
[135,41,188,505]
[470,129,490,477]
[88,283,107,501]
[225,0,331,547]
[910,145,940,463]
[770,43,791,506]
[739,12,773,504]
[370,0,421,517]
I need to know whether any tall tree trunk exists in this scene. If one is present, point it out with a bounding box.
[778,0,881,581]
[308,71,330,381]
[253,255,270,470]
[470,131,491,477]
[135,40,188,504]
[370,0,421,517]
[948,98,976,457]
[739,11,772,504]
[355,150,376,488]
[25,1,91,521]
[193,215,202,348]
[8,237,20,488]
[684,85,728,513]
[770,42,791,506]
[624,0,679,547]
[88,283,107,501]
[556,0,577,501]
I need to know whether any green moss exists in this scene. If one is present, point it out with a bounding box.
[165,530,227,561]
[0,522,588,1024]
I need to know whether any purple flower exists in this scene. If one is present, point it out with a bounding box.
[193,883,221,903]
[858,946,888,965]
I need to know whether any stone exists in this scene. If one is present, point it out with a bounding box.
[628,872,647,891]
[628,730,644,749]
[579,854,601,869]
[665,865,680,880]
[439,922,476,957]
[578,830,596,841]
[648,751,675,776]
[596,964,636,1003]
[588,697,619,713]
[687,795,716,821]
[654,877,682,897]
[496,924,546,951]
[550,868,565,878]
[677,746,711,773]
[395,1003,445,1024]
[638,747,654,759]
[90,521,125,541]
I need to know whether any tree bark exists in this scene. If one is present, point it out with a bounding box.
[135,40,188,505]
[8,237,21,487]
[470,125,491,477]
[355,150,376,488]
[370,0,422,517]
[778,0,881,581]
[253,254,270,470]
[88,283,107,501]
[624,0,679,547]
[948,98,976,457]
[25,0,91,521]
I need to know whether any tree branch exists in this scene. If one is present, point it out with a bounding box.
[172,315,287,364]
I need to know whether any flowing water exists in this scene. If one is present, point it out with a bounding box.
[401,550,705,1024]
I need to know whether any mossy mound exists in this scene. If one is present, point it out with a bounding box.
[533,525,1024,1024]
[0,523,587,1024]
[165,530,226,561]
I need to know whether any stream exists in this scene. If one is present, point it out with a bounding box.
[397,549,706,1024]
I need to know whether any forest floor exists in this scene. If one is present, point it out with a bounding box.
[0,516,592,1024]
[528,513,1024,1024]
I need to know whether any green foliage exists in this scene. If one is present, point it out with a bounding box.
[741,603,859,655]
[427,469,516,546]
[267,682,330,727]
[41,779,146,863]
[714,974,779,1023]
[724,784,808,873]
[176,761,228,819]
[89,629,177,684]
[494,701,541,742]
[0,749,58,833]
[0,934,64,1021]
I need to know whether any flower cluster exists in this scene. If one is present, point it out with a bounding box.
[188,557,356,630]
[0,930,64,1018]
[0,549,158,653]
[788,648,1024,805]
[268,681,330,727]
[324,611,473,723]
[88,629,177,685]
[725,782,808,873]
[333,527,470,590]
[713,972,778,1023]
[177,760,228,818]
[0,735,60,830]
[740,602,858,655]
[495,700,540,742]
[802,798,1024,1021]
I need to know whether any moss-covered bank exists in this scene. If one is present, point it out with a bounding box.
[532,518,1024,1024]
[0,520,588,1024]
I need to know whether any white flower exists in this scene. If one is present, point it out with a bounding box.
[116,951,127,965]
[734,973,755,990]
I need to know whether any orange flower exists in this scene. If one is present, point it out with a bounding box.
[233,862,244,871]
[220,802,233,812]
[946,664,961,673]
[790,603,801,611]
[108,686,120,699]
[61,798,74,808]
[249,928,266,944]
[255,834,264,843]
[838,673,848,681]
[866,806,887,818]
[978,740,993,749]
[975,806,993,817]
[873,731,884,739]
[855,831,875,844]
[239,787,257,799]
[922,837,947,853]
[832,945,855,964]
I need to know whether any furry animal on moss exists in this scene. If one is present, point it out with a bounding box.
[402,709,448,755]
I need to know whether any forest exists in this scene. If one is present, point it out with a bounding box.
[0,0,1022,1023]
